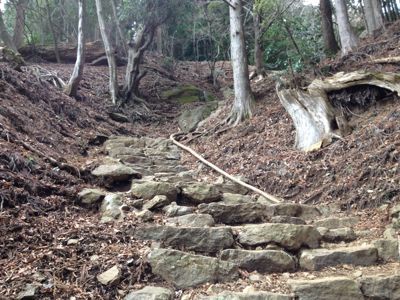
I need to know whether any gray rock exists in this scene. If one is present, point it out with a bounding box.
[78,188,105,205]
[178,102,218,133]
[148,248,238,289]
[108,147,144,158]
[162,202,195,217]
[271,216,306,225]
[124,286,173,300]
[391,204,400,218]
[97,265,121,285]
[17,284,38,300]
[182,183,221,204]
[384,225,398,240]
[106,136,147,148]
[197,291,294,300]
[92,164,141,181]
[142,195,172,211]
[100,194,123,223]
[136,209,154,222]
[198,202,274,225]
[318,227,357,243]
[222,193,253,204]
[314,217,359,229]
[236,223,321,250]
[373,239,399,261]
[220,249,296,273]
[393,217,400,229]
[299,245,378,271]
[133,225,234,252]
[358,274,400,299]
[289,277,363,300]
[272,203,321,220]
[131,181,177,201]
[166,214,215,227]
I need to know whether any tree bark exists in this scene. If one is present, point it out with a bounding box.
[110,0,128,57]
[0,7,17,52]
[334,0,359,55]
[320,0,339,55]
[253,10,265,77]
[95,0,119,105]
[364,0,385,36]
[45,0,61,63]
[64,0,86,98]
[228,0,254,125]
[13,0,28,49]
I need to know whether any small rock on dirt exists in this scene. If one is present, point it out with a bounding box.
[97,265,121,285]
[78,188,105,205]
[124,286,173,300]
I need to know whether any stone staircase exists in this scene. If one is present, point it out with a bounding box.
[83,136,400,300]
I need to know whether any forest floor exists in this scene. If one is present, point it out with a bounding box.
[0,22,399,299]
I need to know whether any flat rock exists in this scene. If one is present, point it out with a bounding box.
[105,136,147,148]
[100,194,123,223]
[358,274,400,299]
[236,223,321,250]
[142,195,172,211]
[17,284,38,300]
[133,225,234,252]
[182,183,221,204]
[272,203,321,220]
[108,147,144,158]
[165,213,215,227]
[78,188,105,205]
[135,209,154,222]
[148,249,238,289]
[97,265,121,285]
[299,245,378,271]
[318,227,357,243]
[92,163,141,181]
[197,291,294,300]
[271,216,306,225]
[373,239,400,261]
[198,202,274,224]
[289,276,363,300]
[391,204,400,218]
[220,249,296,273]
[163,202,195,217]
[222,193,254,204]
[314,217,359,229]
[131,181,177,201]
[124,286,173,300]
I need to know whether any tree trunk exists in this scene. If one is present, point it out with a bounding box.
[45,0,61,63]
[95,0,119,105]
[110,0,128,57]
[277,71,400,151]
[228,0,254,125]
[64,0,86,98]
[334,0,359,55]
[0,9,17,52]
[123,27,155,102]
[156,26,163,54]
[320,0,339,55]
[253,10,265,77]
[364,0,385,36]
[13,0,28,49]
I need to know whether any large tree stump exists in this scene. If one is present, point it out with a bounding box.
[277,71,400,151]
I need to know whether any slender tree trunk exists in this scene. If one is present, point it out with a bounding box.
[253,10,265,77]
[334,0,359,55]
[13,0,28,49]
[110,0,127,57]
[364,0,385,35]
[156,26,163,54]
[0,9,17,52]
[64,0,86,98]
[228,0,254,125]
[95,0,118,104]
[45,0,61,63]
[320,0,339,55]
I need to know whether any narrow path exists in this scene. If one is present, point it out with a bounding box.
[84,135,400,300]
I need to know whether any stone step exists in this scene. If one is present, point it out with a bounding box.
[195,291,294,300]
[299,245,378,271]
[234,223,321,251]
[317,227,357,243]
[220,249,296,274]
[313,216,359,229]
[148,248,238,289]
[165,213,215,227]
[132,225,234,253]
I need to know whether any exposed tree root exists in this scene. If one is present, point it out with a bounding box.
[21,65,66,88]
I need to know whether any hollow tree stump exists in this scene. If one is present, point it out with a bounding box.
[277,71,400,151]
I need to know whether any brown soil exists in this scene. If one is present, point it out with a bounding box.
[0,22,399,299]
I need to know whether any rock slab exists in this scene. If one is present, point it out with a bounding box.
[124,286,173,300]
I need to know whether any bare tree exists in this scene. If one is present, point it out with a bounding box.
[64,0,86,98]
[226,0,254,125]
[363,0,385,35]
[45,0,61,63]
[334,0,358,55]
[320,0,339,55]
[95,0,119,104]
[12,0,28,49]
[0,1,18,52]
